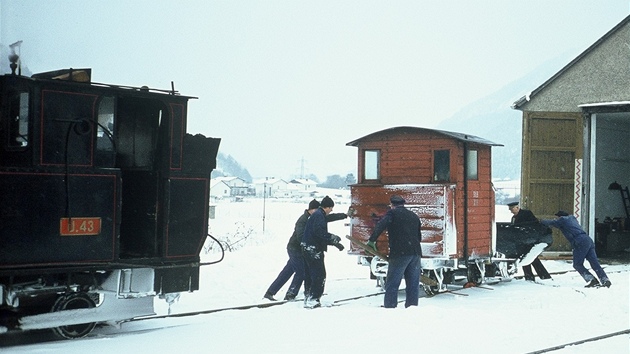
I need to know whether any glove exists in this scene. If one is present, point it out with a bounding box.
[346,207,355,217]
[331,234,341,243]
[366,241,377,251]
[333,242,345,251]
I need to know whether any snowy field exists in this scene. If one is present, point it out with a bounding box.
[3,193,629,353]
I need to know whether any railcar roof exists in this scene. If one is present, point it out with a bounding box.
[346,126,503,147]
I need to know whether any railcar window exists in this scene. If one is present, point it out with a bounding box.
[8,91,29,148]
[433,149,450,182]
[97,96,115,151]
[364,149,380,180]
[467,149,478,180]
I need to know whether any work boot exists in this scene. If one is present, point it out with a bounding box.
[304,298,321,309]
[602,280,612,288]
[584,279,600,288]
[263,292,277,301]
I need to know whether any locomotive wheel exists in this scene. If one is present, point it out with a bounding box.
[51,293,97,339]
[422,270,440,297]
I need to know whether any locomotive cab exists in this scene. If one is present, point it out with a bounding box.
[0,65,220,338]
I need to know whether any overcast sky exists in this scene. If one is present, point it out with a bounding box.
[1,1,628,181]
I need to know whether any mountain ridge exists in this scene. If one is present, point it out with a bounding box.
[436,52,575,179]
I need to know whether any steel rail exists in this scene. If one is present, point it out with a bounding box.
[127,291,387,323]
[526,328,630,353]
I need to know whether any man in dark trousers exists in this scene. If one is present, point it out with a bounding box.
[508,202,552,281]
[263,199,347,301]
[541,210,611,288]
[367,195,422,308]
[301,196,345,308]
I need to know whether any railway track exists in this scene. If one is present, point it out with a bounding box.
[526,328,630,353]
[128,279,485,323]
[127,290,387,323]
[4,266,627,346]
[141,266,612,315]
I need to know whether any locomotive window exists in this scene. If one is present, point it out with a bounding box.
[116,97,163,169]
[8,91,29,149]
[364,149,380,180]
[97,96,115,151]
[433,149,450,182]
[467,150,478,180]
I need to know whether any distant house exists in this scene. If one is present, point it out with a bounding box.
[210,179,232,200]
[287,178,318,197]
[511,15,630,252]
[254,178,289,198]
[210,176,250,199]
[213,176,249,196]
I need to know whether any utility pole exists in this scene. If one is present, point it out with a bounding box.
[262,179,267,233]
[262,177,273,233]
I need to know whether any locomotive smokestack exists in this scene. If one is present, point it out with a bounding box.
[8,40,23,75]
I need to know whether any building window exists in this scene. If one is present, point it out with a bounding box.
[433,149,450,182]
[467,150,478,180]
[364,150,380,180]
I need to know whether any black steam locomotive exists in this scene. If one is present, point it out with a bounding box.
[0,53,220,338]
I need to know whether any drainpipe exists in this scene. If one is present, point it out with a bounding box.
[463,142,469,260]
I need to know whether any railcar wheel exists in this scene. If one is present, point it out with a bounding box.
[422,270,440,297]
[467,262,485,286]
[51,293,97,339]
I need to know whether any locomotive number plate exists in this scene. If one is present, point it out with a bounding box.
[59,217,102,236]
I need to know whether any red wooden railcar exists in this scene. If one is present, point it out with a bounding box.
[346,126,504,293]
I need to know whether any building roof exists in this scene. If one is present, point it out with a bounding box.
[346,126,502,147]
[290,178,317,185]
[578,101,630,113]
[210,179,231,189]
[512,15,630,110]
[213,176,244,182]
[253,178,287,185]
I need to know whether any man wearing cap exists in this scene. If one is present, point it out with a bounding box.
[367,195,423,308]
[508,201,536,224]
[540,211,611,288]
[264,199,348,302]
[507,202,551,281]
[301,196,345,308]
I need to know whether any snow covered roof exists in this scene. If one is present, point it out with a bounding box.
[210,179,231,189]
[346,126,502,147]
[213,176,244,182]
[253,178,287,185]
[290,178,317,185]
[578,101,630,108]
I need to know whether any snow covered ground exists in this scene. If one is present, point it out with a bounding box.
[4,195,629,353]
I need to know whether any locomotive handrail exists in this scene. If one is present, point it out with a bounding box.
[51,117,117,219]
[200,233,226,266]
